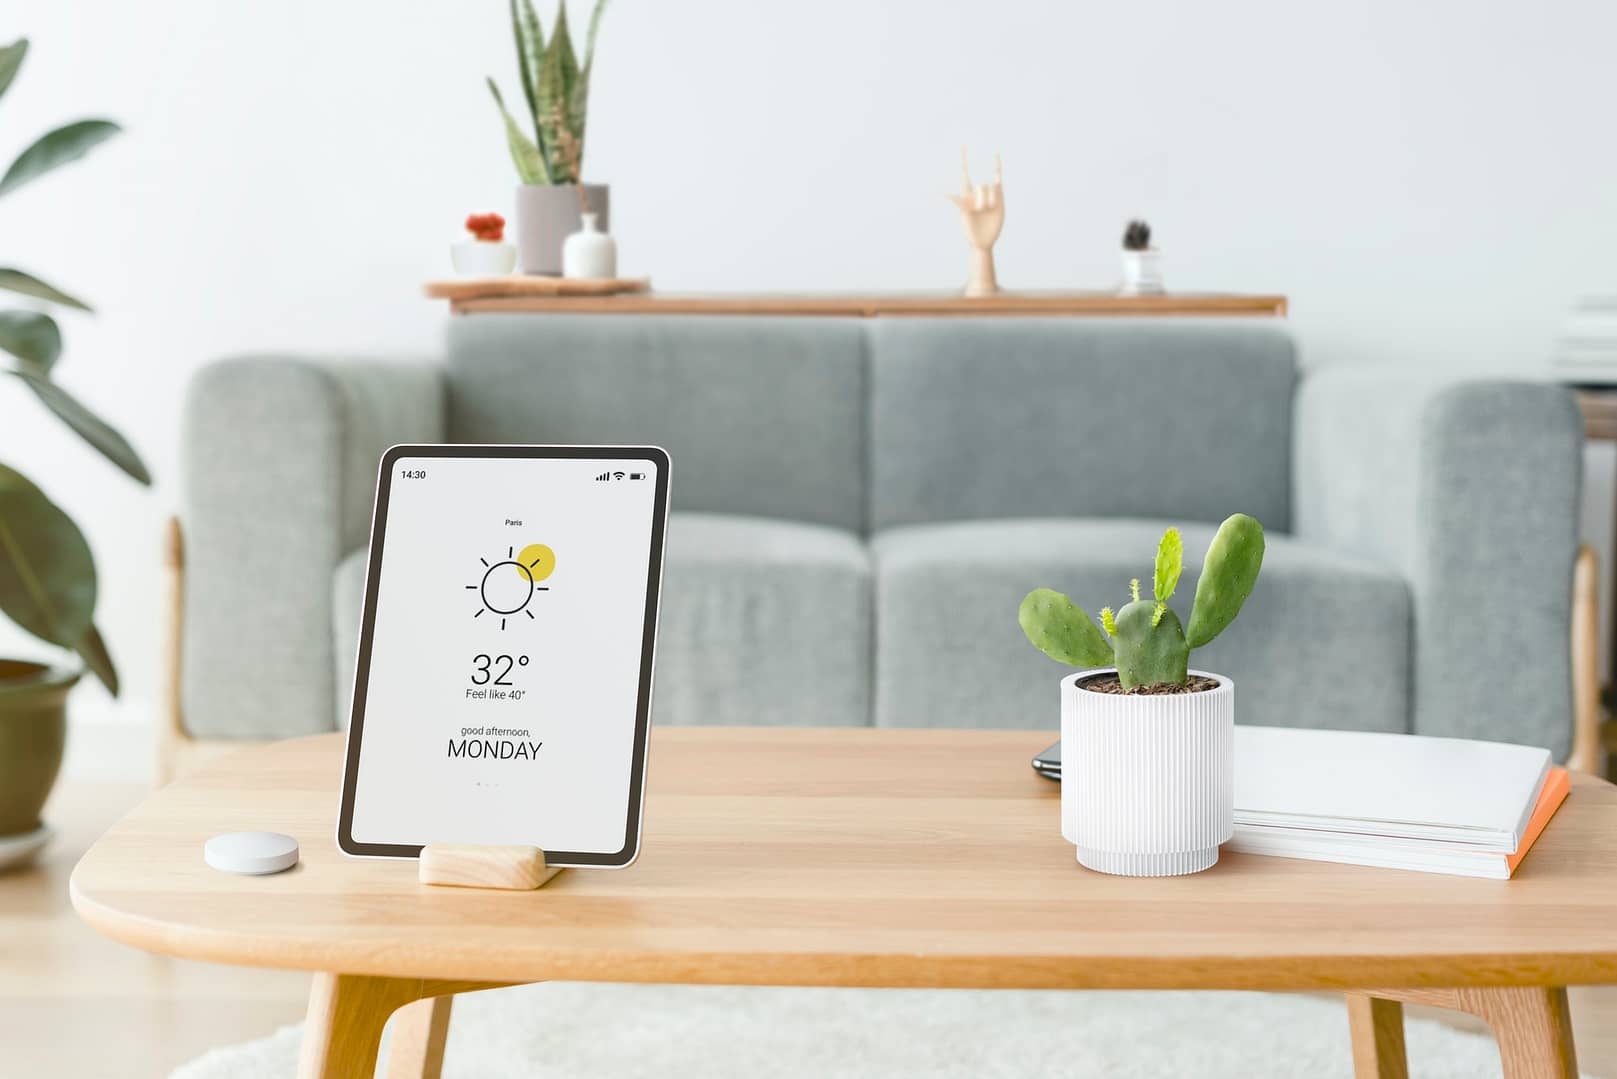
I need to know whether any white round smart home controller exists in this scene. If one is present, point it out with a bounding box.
[204,831,299,875]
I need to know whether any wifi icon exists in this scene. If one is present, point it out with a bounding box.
[613,471,626,481]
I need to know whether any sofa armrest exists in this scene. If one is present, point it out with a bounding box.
[1293,369,1583,756]
[181,358,445,739]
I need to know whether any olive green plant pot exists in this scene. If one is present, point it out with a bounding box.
[0,660,77,838]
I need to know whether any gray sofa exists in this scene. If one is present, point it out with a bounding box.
[180,317,1584,756]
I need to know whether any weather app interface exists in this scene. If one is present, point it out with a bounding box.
[348,454,660,857]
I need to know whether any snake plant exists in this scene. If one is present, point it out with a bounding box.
[0,37,149,695]
[487,0,610,185]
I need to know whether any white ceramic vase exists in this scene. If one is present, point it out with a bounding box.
[1060,668,1233,876]
[562,212,618,280]
[450,240,517,276]
[1120,249,1164,295]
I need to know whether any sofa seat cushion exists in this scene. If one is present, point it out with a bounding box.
[655,513,872,726]
[332,512,873,732]
[872,518,1411,733]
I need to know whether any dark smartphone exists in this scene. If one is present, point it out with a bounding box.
[1032,740,1060,781]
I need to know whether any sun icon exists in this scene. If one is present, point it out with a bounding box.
[466,543,555,629]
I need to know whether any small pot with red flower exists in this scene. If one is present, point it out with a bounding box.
[451,213,517,276]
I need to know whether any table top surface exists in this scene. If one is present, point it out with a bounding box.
[441,290,1289,317]
[71,728,1617,991]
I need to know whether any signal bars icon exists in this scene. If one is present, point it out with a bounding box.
[594,471,629,481]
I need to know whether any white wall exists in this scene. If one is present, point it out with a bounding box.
[5,0,1615,766]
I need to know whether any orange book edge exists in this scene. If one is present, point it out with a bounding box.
[1505,766,1571,877]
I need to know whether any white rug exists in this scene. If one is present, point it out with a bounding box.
[172,983,1598,1079]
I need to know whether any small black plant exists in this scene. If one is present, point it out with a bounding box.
[1122,219,1152,251]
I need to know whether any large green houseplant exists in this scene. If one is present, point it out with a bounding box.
[486,0,612,274]
[0,37,148,853]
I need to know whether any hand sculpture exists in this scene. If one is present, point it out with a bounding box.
[947,149,1004,297]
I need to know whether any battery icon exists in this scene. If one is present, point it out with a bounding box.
[629,472,645,480]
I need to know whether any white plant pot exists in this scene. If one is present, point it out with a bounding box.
[1060,668,1233,876]
[1120,249,1164,295]
[450,240,517,276]
[516,183,610,275]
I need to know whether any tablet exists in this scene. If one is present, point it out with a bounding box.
[338,445,669,867]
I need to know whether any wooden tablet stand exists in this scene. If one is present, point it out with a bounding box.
[418,844,565,890]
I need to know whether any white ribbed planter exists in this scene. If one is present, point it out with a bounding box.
[1060,668,1234,876]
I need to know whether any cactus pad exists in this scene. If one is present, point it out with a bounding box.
[1112,599,1190,688]
[1018,588,1115,668]
[1154,527,1183,603]
[1186,514,1265,649]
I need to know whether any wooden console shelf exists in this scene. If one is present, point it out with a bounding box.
[440,290,1288,318]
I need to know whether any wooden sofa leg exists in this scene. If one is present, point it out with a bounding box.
[157,515,275,784]
[1570,544,1605,776]
[158,515,186,787]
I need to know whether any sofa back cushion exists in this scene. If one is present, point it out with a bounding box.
[447,315,867,532]
[868,319,1297,531]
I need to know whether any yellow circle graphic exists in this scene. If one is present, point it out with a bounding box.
[516,543,556,583]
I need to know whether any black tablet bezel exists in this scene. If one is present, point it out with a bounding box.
[337,444,670,867]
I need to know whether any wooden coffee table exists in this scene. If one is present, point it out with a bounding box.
[72,728,1617,1079]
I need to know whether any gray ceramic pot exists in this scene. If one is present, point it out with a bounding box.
[515,183,610,276]
[0,660,76,837]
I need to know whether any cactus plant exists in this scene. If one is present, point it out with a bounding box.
[1018,514,1265,690]
[487,0,610,186]
[1122,219,1152,251]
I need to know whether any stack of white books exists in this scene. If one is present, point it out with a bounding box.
[1229,726,1568,879]
[1553,294,1617,382]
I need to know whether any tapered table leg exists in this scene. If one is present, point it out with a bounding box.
[297,974,421,1079]
[1465,987,1579,1079]
[1364,986,1578,1079]
[386,995,454,1079]
[296,975,504,1079]
[1346,994,1409,1079]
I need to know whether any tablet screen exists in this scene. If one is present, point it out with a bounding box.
[338,445,668,866]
